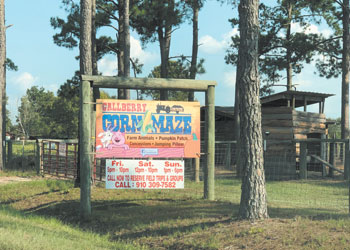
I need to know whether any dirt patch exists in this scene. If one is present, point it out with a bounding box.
[0,176,34,185]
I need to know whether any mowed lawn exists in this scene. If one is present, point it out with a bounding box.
[1,174,350,249]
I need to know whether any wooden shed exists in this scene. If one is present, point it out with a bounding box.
[260,90,334,179]
[200,106,235,141]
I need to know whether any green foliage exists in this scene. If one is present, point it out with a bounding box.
[15,73,120,139]
[51,0,119,61]
[51,0,143,76]
[140,59,205,101]
[16,84,82,139]
[226,1,331,95]
[17,87,56,138]
[328,117,341,139]
[5,58,18,71]
[130,0,185,45]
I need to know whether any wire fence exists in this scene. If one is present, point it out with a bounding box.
[5,138,350,216]
[5,140,37,171]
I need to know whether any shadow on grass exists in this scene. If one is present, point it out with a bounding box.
[24,197,235,240]
[268,206,350,221]
[17,192,349,245]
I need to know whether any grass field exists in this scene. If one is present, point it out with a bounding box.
[1,175,350,249]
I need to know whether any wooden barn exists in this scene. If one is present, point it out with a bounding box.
[200,106,235,141]
[200,90,334,179]
[260,90,334,179]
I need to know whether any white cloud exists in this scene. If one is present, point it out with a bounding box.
[45,83,59,94]
[222,28,239,43]
[98,35,157,76]
[199,28,239,54]
[223,70,236,87]
[130,36,157,64]
[98,57,118,76]
[12,72,38,89]
[291,22,332,37]
[199,35,224,54]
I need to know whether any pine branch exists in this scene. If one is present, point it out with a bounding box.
[104,24,119,33]
[97,4,119,22]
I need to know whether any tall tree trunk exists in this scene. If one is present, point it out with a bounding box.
[237,0,268,220]
[80,0,93,74]
[91,0,97,76]
[91,0,99,184]
[286,1,293,91]
[342,0,350,141]
[158,0,174,101]
[79,0,93,218]
[123,0,130,81]
[117,0,130,100]
[0,0,4,171]
[233,80,241,175]
[117,1,126,99]
[188,0,199,100]
[158,27,171,100]
[188,1,199,181]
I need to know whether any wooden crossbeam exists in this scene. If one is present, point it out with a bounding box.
[310,155,344,174]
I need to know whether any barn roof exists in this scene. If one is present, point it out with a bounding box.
[260,90,334,108]
[200,106,235,120]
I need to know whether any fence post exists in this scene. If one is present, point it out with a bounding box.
[194,158,200,182]
[329,142,335,177]
[7,140,12,164]
[321,135,327,177]
[80,79,92,218]
[225,142,231,169]
[204,85,215,200]
[35,140,40,175]
[344,141,350,180]
[300,142,307,179]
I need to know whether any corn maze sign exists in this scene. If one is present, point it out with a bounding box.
[96,99,200,158]
[105,159,184,189]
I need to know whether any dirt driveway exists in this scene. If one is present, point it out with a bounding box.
[0,176,33,185]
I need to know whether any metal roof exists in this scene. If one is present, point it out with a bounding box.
[260,90,334,108]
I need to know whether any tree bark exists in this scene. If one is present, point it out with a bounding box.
[188,0,199,100]
[79,0,93,219]
[0,0,4,171]
[237,0,268,220]
[233,79,241,175]
[117,1,126,99]
[158,27,171,100]
[341,0,350,141]
[118,0,130,99]
[286,1,293,91]
[158,0,174,101]
[123,0,130,81]
[91,0,99,184]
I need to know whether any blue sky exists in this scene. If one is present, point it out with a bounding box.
[5,0,341,123]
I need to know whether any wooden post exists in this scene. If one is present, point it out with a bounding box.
[21,140,25,171]
[329,142,335,177]
[7,140,12,164]
[56,142,59,177]
[321,98,325,113]
[195,158,200,182]
[80,80,92,218]
[344,140,350,180]
[205,85,215,200]
[35,140,41,175]
[225,142,231,169]
[304,98,307,112]
[300,142,307,179]
[321,134,327,177]
[203,95,208,197]
[65,143,68,177]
